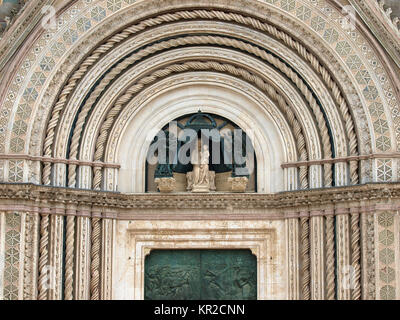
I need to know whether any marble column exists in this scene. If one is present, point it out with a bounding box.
[336,208,351,300]
[101,218,114,300]
[64,203,77,300]
[102,167,117,300]
[309,165,325,300]
[37,204,51,300]
[300,210,311,300]
[310,211,325,300]
[75,167,92,300]
[74,206,91,300]
[286,216,300,300]
[325,206,336,300]
[48,213,64,300]
[350,207,361,300]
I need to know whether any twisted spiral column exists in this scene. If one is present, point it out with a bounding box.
[68,164,77,188]
[350,160,359,185]
[23,213,35,299]
[64,215,75,300]
[38,213,49,300]
[351,212,361,300]
[299,166,308,189]
[90,61,309,189]
[42,10,357,186]
[92,168,102,191]
[300,216,310,300]
[325,215,336,300]
[90,218,101,300]
[336,214,351,300]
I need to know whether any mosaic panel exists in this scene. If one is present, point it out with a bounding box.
[377,211,396,300]
[3,212,21,300]
[265,0,396,155]
[377,159,393,182]
[397,159,400,182]
[366,213,376,299]
[8,160,23,182]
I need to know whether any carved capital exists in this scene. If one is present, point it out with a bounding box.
[228,177,249,193]
[154,177,176,193]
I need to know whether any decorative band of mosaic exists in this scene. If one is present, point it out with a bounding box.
[0,154,120,169]
[281,153,400,168]
[1,153,399,170]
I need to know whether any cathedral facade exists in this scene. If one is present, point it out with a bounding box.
[0,0,399,300]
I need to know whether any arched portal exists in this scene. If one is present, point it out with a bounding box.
[0,0,399,301]
[109,80,293,194]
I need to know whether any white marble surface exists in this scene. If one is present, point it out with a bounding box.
[112,219,287,300]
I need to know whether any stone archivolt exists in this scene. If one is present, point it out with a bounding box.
[42,13,359,189]
[0,0,399,300]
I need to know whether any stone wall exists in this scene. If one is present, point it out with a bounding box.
[0,183,399,300]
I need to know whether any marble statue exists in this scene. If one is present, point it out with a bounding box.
[199,145,210,185]
[187,142,214,192]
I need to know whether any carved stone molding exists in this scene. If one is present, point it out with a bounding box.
[75,216,90,300]
[121,223,279,300]
[0,183,399,218]
[336,213,351,300]
[311,215,325,300]
[48,214,63,300]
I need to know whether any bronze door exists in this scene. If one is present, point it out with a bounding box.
[144,249,257,300]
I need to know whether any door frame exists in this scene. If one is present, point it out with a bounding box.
[126,226,276,300]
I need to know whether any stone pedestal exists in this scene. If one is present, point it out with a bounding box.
[154,177,176,193]
[191,184,210,193]
[228,177,249,192]
[187,171,216,193]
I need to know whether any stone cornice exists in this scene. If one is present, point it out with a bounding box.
[0,183,398,220]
